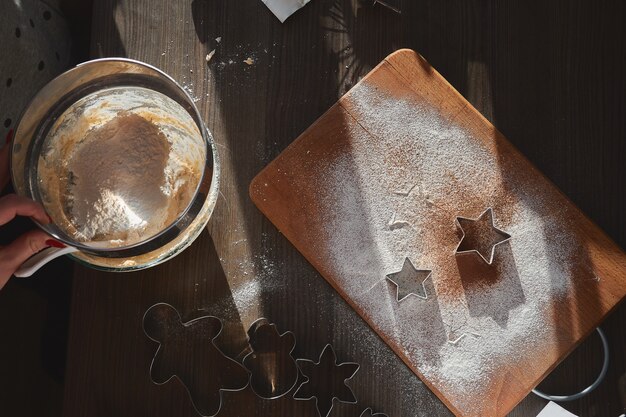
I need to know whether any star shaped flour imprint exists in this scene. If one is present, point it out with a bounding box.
[455,208,511,265]
[386,258,432,302]
[443,318,481,346]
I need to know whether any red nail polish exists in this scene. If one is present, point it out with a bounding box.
[5,129,13,145]
[45,239,66,248]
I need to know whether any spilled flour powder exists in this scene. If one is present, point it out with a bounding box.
[290,82,597,416]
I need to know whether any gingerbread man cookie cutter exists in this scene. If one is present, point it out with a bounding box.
[142,303,249,417]
[242,318,299,399]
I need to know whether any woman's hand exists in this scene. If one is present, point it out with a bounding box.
[1,132,61,288]
[0,194,55,289]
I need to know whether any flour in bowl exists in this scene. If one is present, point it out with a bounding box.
[37,86,205,247]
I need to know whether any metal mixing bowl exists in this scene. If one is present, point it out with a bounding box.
[11,58,220,271]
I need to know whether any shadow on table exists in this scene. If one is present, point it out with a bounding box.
[90,0,127,58]
[146,230,249,360]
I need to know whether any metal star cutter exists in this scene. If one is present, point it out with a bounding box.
[455,207,511,265]
[385,258,432,302]
[293,344,360,417]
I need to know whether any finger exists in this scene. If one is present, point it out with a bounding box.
[0,229,51,289]
[0,194,50,226]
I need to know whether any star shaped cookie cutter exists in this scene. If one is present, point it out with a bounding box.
[293,344,360,417]
[454,207,511,265]
[385,258,432,302]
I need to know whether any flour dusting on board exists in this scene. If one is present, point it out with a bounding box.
[307,83,585,416]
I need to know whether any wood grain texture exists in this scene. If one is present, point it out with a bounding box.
[62,1,626,417]
[249,49,626,417]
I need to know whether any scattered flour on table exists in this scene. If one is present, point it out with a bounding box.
[218,235,451,416]
[304,83,583,416]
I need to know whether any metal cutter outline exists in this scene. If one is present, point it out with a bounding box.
[242,317,299,400]
[293,344,360,417]
[454,207,511,265]
[142,303,250,417]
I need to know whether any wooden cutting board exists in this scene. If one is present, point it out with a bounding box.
[249,49,626,417]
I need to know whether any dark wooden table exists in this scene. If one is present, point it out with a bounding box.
[63,1,626,416]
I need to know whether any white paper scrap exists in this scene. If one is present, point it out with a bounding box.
[262,0,311,23]
[536,402,578,417]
